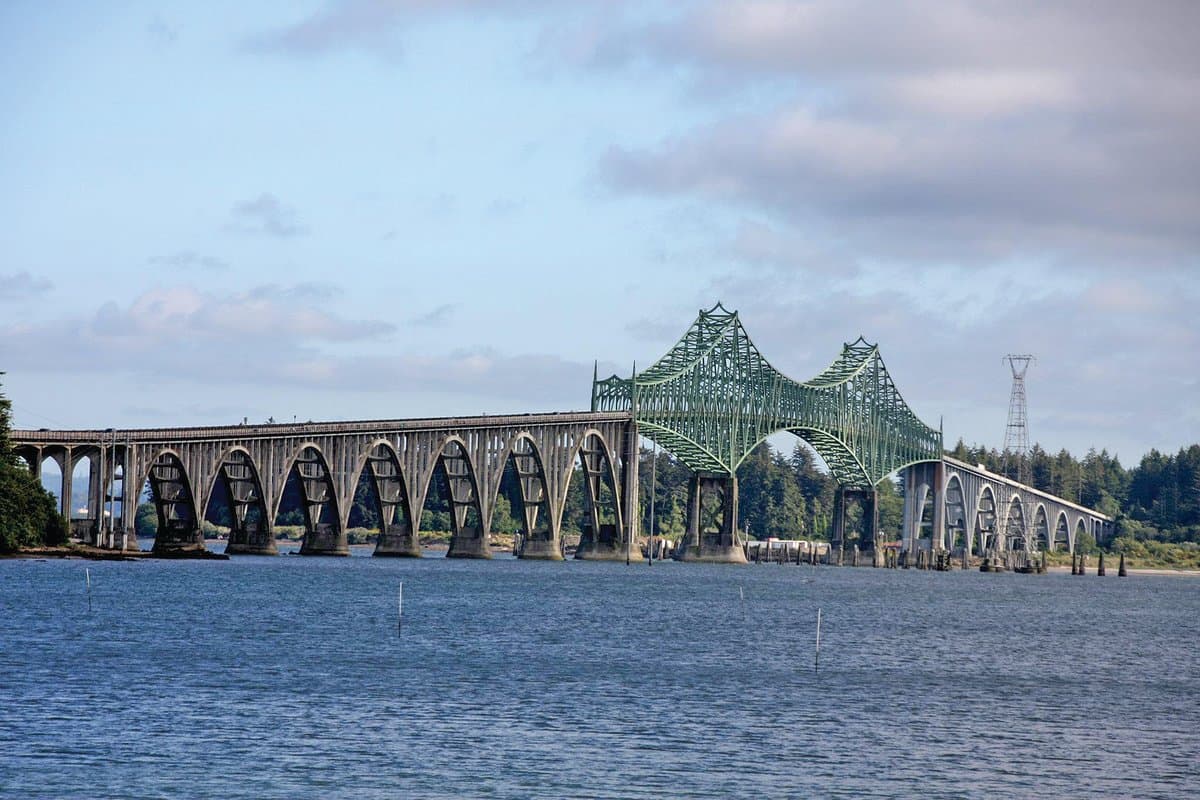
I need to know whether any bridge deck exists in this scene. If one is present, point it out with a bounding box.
[12,410,632,444]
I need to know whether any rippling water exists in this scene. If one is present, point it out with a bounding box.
[2,550,1198,799]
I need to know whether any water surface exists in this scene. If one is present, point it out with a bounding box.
[2,553,1197,798]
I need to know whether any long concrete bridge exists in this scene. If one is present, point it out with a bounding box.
[13,412,638,560]
[11,303,1111,562]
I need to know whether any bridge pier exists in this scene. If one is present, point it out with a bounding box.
[225,522,277,556]
[447,526,491,559]
[832,487,879,566]
[518,535,564,560]
[152,524,207,555]
[299,524,349,556]
[374,521,422,557]
[675,473,746,564]
[576,523,627,560]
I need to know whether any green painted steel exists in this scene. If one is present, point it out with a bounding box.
[592,302,942,488]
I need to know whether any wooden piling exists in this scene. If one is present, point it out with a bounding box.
[1118,552,1127,577]
[1097,552,1106,577]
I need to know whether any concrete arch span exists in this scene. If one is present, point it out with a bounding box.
[564,430,627,561]
[1005,494,1027,551]
[497,434,558,560]
[417,435,489,559]
[274,443,345,556]
[975,485,998,555]
[944,474,967,552]
[209,447,274,556]
[145,448,205,555]
[346,440,419,558]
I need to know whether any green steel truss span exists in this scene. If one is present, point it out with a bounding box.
[592,302,942,489]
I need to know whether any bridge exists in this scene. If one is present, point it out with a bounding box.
[10,303,1110,561]
[13,413,637,560]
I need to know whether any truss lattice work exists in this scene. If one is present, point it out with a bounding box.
[593,303,942,488]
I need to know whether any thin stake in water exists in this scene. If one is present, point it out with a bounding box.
[398,582,403,633]
[85,567,92,612]
[814,607,822,671]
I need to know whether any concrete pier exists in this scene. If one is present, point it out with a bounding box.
[152,524,207,556]
[674,473,747,564]
[446,526,491,559]
[517,535,565,561]
[225,523,277,556]
[299,524,349,556]
[373,523,422,557]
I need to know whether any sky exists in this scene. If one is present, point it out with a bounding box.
[1,0,1197,466]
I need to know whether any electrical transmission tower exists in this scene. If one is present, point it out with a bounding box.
[1002,354,1035,486]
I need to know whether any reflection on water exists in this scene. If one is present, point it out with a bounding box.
[2,556,1197,798]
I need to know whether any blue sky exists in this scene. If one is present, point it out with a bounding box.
[2,1,1198,464]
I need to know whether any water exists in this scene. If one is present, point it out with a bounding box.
[2,552,1198,799]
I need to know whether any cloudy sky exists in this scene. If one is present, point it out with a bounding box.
[2,1,1197,464]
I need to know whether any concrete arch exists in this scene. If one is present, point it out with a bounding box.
[142,448,204,553]
[975,485,998,554]
[1054,510,1071,552]
[944,473,967,551]
[1033,504,1050,550]
[561,430,624,559]
[1075,517,1088,551]
[205,446,273,555]
[1005,494,1027,550]
[420,434,489,559]
[352,439,418,558]
[494,432,558,560]
[274,443,344,556]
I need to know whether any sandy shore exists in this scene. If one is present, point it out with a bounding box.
[1045,564,1200,577]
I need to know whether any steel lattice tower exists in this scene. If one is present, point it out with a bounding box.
[1002,355,1034,486]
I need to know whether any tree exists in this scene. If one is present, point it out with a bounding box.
[0,375,68,551]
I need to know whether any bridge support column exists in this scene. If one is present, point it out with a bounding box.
[86,456,103,545]
[868,488,883,567]
[152,524,207,555]
[374,519,421,557]
[518,531,563,560]
[447,526,491,558]
[299,524,349,556]
[60,450,74,525]
[832,489,845,565]
[932,460,947,553]
[226,522,278,556]
[675,472,747,564]
[517,509,563,560]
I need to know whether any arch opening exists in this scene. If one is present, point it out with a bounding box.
[1005,496,1028,551]
[355,443,417,557]
[500,437,556,560]
[432,439,487,559]
[975,486,998,555]
[1033,505,1050,551]
[1053,512,1071,552]
[211,449,273,555]
[145,451,204,553]
[565,432,622,560]
[945,474,967,554]
[275,446,344,556]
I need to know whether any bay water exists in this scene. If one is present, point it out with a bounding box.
[2,550,1197,798]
